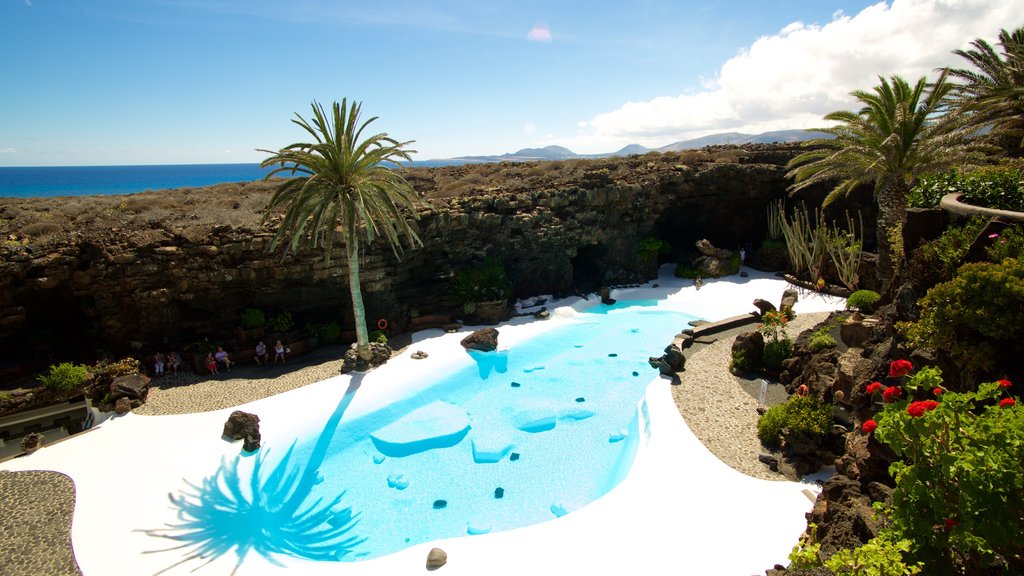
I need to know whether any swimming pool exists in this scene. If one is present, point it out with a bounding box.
[165,299,696,564]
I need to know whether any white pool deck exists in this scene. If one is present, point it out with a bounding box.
[1,266,845,575]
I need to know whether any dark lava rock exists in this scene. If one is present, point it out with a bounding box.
[460,328,499,352]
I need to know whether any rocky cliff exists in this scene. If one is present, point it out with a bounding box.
[0,145,872,373]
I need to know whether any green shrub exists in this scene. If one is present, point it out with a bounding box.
[872,366,1024,573]
[637,237,671,259]
[91,357,142,387]
[305,321,341,344]
[910,165,1024,211]
[730,349,754,373]
[846,289,881,313]
[757,395,831,448]
[899,258,1024,373]
[451,257,512,304]
[268,312,295,332]
[908,171,958,208]
[809,331,837,352]
[986,224,1024,262]
[241,308,266,329]
[917,216,987,282]
[674,261,699,278]
[763,338,793,368]
[37,362,90,392]
[371,330,388,344]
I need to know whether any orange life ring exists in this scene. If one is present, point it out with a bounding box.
[377,318,388,330]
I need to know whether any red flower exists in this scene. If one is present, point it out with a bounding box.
[889,359,913,378]
[866,381,883,395]
[933,387,943,396]
[945,518,958,531]
[907,400,939,417]
[998,379,1012,388]
[882,386,902,403]
[862,420,877,433]
[1000,398,1015,408]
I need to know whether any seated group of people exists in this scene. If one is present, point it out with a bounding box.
[254,340,288,367]
[152,351,182,376]
[199,340,288,375]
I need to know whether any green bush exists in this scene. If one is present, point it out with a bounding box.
[241,308,266,329]
[872,366,1024,573]
[371,330,388,344]
[637,237,671,259]
[37,362,90,392]
[899,258,1024,373]
[910,165,1024,211]
[451,257,512,304]
[757,395,832,448]
[846,289,881,313]
[763,338,793,368]
[917,216,987,282]
[730,349,754,373]
[306,321,341,344]
[674,261,699,278]
[908,171,958,208]
[986,224,1024,262]
[809,331,837,352]
[268,312,295,333]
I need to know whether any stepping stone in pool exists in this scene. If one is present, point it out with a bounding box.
[387,473,410,490]
[608,353,618,357]
[467,523,492,535]
[494,487,504,499]
[433,499,447,510]
[632,371,639,377]
[609,429,629,442]
[511,381,521,388]
[510,452,520,461]
[575,397,585,403]
[370,401,471,457]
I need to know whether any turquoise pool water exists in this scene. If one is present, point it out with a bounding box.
[168,300,695,565]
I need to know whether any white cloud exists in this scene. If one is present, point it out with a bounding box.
[527,22,552,42]
[546,0,1024,153]
[523,122,537,134]
[0,148,17,154]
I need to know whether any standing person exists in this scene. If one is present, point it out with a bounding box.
[205,352,219,375]
[153,351,165,377]
[273,340,286,364]
[254,341,268,366]
[167,351,182,375]
[739,247,746,267]
[214,346,233,371]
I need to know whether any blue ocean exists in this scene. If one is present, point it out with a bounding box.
[0,160,462,198]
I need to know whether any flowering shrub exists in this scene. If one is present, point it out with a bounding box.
[871,367,1024,573]
[889,359,913,378]
[758,309,793,368]
[866,381,883,395]
[882,386,902,403]
[861,419,877,433]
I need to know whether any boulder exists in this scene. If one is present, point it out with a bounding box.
[223,410,260,440]
[752,298,776,318]
[693,239,733,277]
[779,288,798,313]
[460,328,499,352]
[426,547,447,569]
[731,331,764,368]
[109,373,150,401]
[840,315,879,349]
[243,430,261,452]
[411,350,429,360]
[340,342,393,373]
[114,396,132,414]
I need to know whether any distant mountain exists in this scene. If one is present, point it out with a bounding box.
[425,129,830,165]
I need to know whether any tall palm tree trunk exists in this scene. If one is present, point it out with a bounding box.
[345,232,372,363]
[876,182,908,288]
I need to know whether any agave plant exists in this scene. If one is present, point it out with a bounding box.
[147,380,364,574]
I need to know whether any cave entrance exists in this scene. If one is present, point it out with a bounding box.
[571,243,608,293]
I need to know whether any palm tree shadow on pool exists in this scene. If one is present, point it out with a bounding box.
[143,377,366,575]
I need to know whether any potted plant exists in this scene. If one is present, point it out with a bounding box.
[451,257,513,325]
[236,308,266,342]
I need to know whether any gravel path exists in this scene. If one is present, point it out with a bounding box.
[671,311,828,480]
[0,470,81,576]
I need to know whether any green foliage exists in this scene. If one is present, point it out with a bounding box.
[788,525,825,570]
[37,362,90,392]
[268,312,295,333]
[241,308,266,329]
[674,261,700,279]
[305,321,341,345]
[910,166,1024,211]
[729,349,754,374]
[824,535,923,575]
[809,331,837,352]
[873,367,1024,573]
[91,357,142,387]
[190,337,217,356]
[637,237,671,259]
[451,257,512,304]
[846,290,881,313]
[370,330,388,344]
[916,216,987,282]
[763,338,794,368]
[899,258,1024,373]
[986,224,1024,262]
[757,395,831,448]
[766,200,784,241]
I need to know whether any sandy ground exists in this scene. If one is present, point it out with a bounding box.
[0,265,845,576]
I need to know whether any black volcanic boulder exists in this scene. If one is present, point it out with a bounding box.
[461,328,499,352]
[109,374,150,401]
[223,410,260,441]
[340,342,393,373]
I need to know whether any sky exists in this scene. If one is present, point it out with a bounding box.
[1,0,1022,166]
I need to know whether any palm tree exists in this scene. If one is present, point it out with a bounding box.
[259,100,424,365]
[947,26,1024,157]
[786,72,983,284]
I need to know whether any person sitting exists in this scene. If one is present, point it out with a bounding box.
[254,341,268,366]
[167,351,182,375]
[153,351,165,377]
[205,352,219,375]
[214,346,233,371]
[273,340,286,364]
